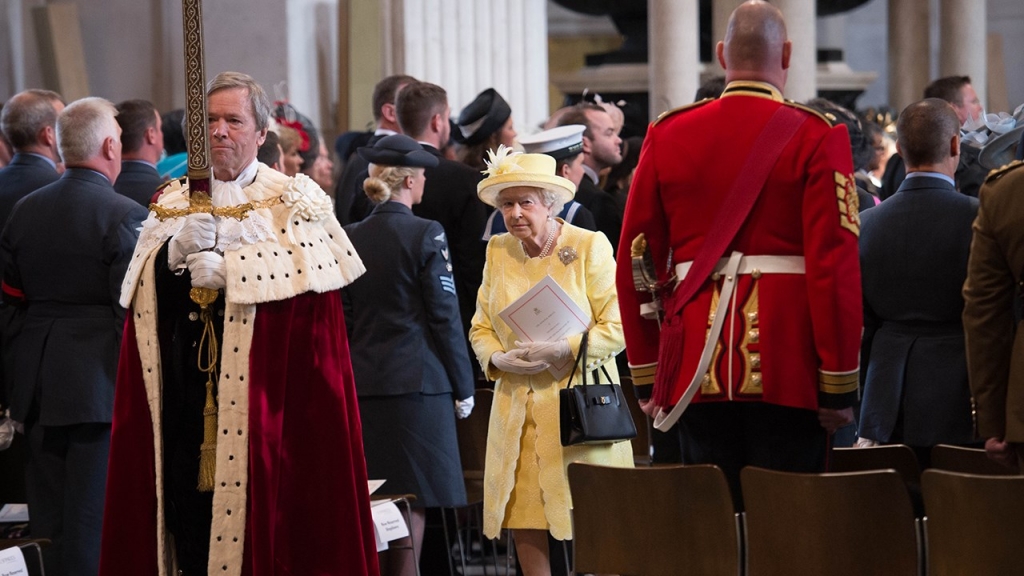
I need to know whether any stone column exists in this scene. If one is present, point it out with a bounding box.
[381,0,549,132]
[940,0,987,108]
[774,0,816,102]
[888,0,929,112]
[711,0,744,74]
[648,0,699,119]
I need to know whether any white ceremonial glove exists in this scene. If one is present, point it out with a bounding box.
[491,349,550,375]
[516,339,572,364]
[854,437,880,448]
[455,396,475,419]
[186,251,227,290]
[168,213,217,269]
[0,411,14,451]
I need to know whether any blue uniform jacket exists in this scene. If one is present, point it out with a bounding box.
[343,201,475,400]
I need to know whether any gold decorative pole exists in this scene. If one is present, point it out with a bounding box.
[181,0,220,493]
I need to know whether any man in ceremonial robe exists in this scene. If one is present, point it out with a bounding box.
[99,72,379,576]
[615,0,861,505]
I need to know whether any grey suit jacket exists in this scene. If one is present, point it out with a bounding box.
[1,168,148,425]
[0,153,60,230]
[859,175,978,445]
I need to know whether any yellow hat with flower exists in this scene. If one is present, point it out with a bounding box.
[476,145,576,208]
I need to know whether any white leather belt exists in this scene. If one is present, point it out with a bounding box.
[653,252,804,432]
[674,255,805,281]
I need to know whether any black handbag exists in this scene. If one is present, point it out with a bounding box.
[559,332,637,446]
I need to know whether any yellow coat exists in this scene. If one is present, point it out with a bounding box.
[469,222,633,540]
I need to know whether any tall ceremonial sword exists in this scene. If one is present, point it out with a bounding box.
[181,0,220,492]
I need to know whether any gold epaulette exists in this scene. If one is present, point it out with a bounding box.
[653,97,715,126]
[984,159,1024,183]
[783,100,834,126]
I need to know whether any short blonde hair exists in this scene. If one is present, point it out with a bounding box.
[278,125,302,155]
[364,163,420,204]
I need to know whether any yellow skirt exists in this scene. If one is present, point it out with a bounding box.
[503,392,548,530]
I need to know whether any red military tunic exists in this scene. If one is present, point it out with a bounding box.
[615,81,861,416]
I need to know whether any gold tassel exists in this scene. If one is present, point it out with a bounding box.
[192,287,220,492]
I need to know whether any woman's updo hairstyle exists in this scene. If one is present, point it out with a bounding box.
[356,133,440,204]
[363,164,418,204]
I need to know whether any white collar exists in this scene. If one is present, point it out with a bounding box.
[582,164,599,184]
[212,158,259,206]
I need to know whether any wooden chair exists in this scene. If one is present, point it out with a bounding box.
[741,467,920,576]
[0,539,47,576]
[921,469,1024,576]
[456,388,494,504]
[452,388,499,574]
[569,463,741,576]
[831,444,921,485]
[621,377,653,466]
[929,444,1018,476]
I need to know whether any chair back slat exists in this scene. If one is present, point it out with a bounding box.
[742,467,919,576]
[831,444,921,485]
[929,444,1018,476]
[922,469,1024,576]
[569,463,740,576]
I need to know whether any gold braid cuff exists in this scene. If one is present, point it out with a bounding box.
[149,196,283,221]
[819,370,859,395]
[629,363,657,386]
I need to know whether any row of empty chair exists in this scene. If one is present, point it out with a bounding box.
[569,463,1023,576]
[451,387,1021,576]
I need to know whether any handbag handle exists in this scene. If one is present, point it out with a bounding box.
[568,332,615,389]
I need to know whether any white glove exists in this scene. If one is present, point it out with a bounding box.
[491,349,550,375]
[516,339,571,364]
[455,396,475,419]
[186,251,227,290]
[854,437,880,448]
[0,411,14,451]
[168,213,217,269]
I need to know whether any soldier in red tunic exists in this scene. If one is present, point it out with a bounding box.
[615,0,861,506]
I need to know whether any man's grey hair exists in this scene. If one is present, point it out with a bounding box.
[207,71,272,131]
[57,97,119,165]
[0,89,63,150]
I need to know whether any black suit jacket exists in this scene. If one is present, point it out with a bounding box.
[114,160,164,207]
[334,132,381,225]
[413,145,489,339]
[0,153,60,409]
[1,169,148,425]
[858,175,978,445]
[0,153,60,229]
[575,175,622,256]
[343,202,475,400]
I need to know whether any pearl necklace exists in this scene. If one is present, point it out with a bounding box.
[526,220,558,259]
[540,220,560,259]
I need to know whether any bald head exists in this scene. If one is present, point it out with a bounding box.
[897,98,961,172]
[717,1,790,88]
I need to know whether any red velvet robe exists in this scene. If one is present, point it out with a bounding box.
[99,290,380,576]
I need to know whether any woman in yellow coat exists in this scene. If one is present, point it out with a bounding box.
[469,147,632,576]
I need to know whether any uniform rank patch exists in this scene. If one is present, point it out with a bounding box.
[833,171,860,237]
[439,274,456,295]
